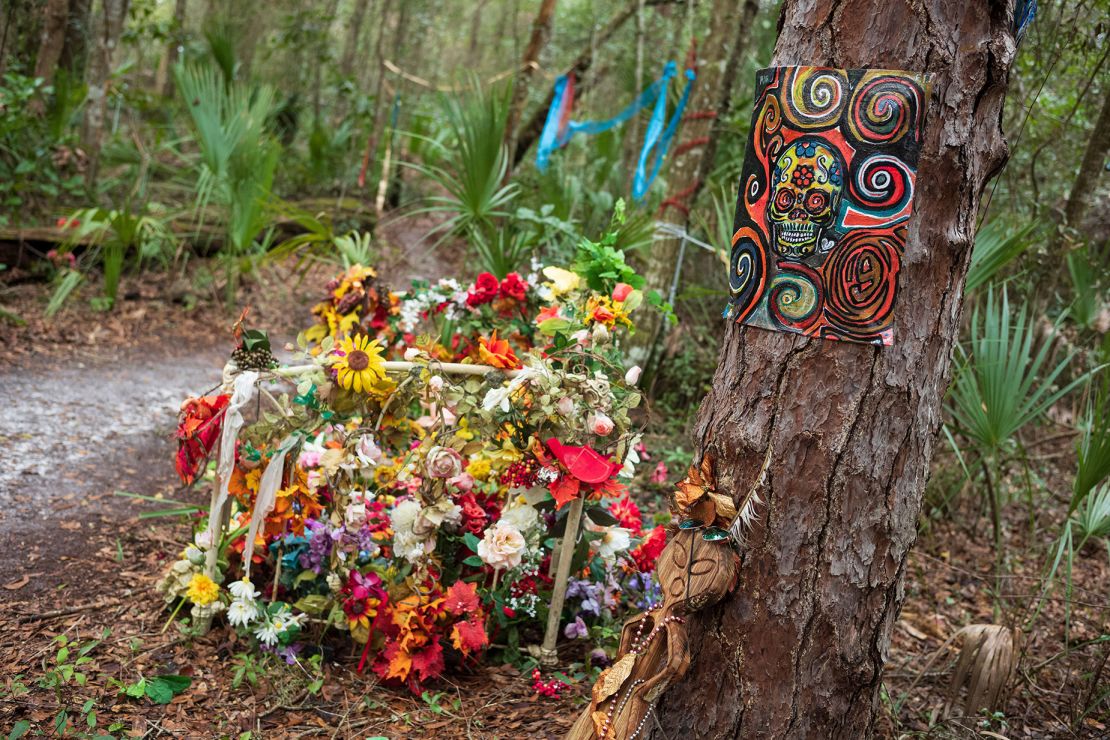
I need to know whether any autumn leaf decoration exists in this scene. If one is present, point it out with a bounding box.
[674,446,773,538]
[673,456,736,527]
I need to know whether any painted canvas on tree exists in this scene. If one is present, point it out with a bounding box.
[723,67,927,345]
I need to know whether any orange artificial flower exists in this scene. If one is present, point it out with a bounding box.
[478,331,521,369]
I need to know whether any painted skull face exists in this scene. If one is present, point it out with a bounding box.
[769,138,844,259]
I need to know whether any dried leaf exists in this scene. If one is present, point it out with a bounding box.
[592,653,635,705]
[945,624,1020,718]
[3,574,30,590]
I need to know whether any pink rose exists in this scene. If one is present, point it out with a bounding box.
[612,283,633,302]
[448,472,475,492]
[587,412,615,436]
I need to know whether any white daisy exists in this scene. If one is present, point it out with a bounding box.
[227,599,260,627]
[228,578,260,601]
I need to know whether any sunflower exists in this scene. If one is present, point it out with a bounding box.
[333,334,387,393]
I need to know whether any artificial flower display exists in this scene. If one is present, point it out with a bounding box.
[160,209,676,693]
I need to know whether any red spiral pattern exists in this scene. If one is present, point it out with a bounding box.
[822,231,902,336]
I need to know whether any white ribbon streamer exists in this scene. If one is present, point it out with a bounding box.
[243,435,298,579]
[203,370,259,553]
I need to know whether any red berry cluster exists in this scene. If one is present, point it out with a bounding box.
[531,668,568,699]
[499,459,539,489]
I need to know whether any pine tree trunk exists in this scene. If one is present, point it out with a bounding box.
[504,0,558,167]
[155,0,187,97]
[81,0,129,190]
[630,0,759,371]
[60,0,93,81]
[1063,87,1110,231]
[33,0,69,88]
[651,1,1017,737]
[339,0,372,78]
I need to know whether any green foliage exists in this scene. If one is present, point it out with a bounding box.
[404,82,518,240]
[947,288,1083,455]
[46,205,177,314]
[0,73,87,221]
[1070,482,1110,547]
[572,201,645,292]
[469,226,530,279]
[1072,378,1110,512]
[965,221,1035,293]
[37,632,106,702]
[174,61,281,256]
[268,202,376,269]
[1065,246,1104,331]
[115,673,192,705]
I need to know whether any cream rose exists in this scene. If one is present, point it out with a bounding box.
[477,521,526,570]
[426,446,463,479]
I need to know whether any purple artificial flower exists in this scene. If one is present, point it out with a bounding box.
[564,616,588,640]
[299,519,334,574]
[565,578,604,617]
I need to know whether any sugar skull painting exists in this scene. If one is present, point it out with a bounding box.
[723,67,927,345]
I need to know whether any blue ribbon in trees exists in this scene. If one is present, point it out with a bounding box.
[535,61,696,201]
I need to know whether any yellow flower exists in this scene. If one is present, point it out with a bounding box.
[332,334,387,393]
[467,458,492,480]
[584,295,632,328]
[374,464,399,487]
[542,266,580,296]
[186,573,219,606]
[455,418,476,441]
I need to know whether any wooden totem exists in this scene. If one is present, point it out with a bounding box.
[566,526,740,739]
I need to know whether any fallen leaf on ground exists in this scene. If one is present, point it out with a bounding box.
[3,574,31,590]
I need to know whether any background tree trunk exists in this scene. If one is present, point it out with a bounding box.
[155,0,187,98]
[1062,87,1110,231]
[630,0,759,372]
[504,0,558,168]
[652,1,1017,736]
[59,0,93,81]
[339,0,372,79]
[81,0,129,190]
[33,0,69,88]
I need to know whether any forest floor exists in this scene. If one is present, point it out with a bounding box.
[0,220,1107,738]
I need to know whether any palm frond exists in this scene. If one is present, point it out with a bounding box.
[965,221,1034,293]
[946,287,1086,454]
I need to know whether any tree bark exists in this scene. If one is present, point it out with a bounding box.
[60,0,93,81]
[155,0,187,97]
[33,0,69,88]
[630,0,759,372]
[651,1,1017,737]
[1062,87,1110,232]
[81,0,129,190]
[339,0,372,78]
[504,0,558,168]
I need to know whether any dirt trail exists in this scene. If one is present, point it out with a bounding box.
[0,343,227,595]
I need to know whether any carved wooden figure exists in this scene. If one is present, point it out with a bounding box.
[566,527,740,739]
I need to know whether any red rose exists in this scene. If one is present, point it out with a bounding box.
[631,526,668,573]
[466,272,500,307]
[612,282,633,302]
[503,606,516,618]
[499,273,527,301]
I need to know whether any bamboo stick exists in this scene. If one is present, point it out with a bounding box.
[540,495,585,666]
